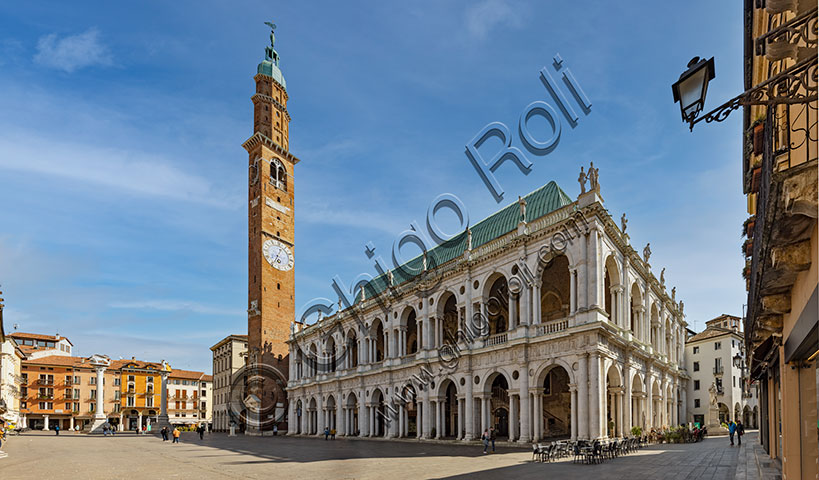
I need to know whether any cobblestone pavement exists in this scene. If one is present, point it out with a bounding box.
[0,430,747,480]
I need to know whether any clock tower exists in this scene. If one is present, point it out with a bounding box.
[242,22,297,432]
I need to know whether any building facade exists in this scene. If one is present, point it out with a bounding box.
[741,2,817,479]
[168,370,212,427]
[684,314,758,429]
[287,179,688,443]
[0,325,26,425]
[8,332,73,360]
[17,352,209,431]
[210,334,248,432]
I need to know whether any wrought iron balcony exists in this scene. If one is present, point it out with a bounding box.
[713,366,724,375]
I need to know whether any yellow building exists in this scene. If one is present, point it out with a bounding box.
[114,359,162,431]
[742,2,817,479]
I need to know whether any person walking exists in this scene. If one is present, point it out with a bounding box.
[172,427,180,444]
[198,424,205,440]
[324,427,330,440]
[481,429,490,454]
[736,421,745,446]
[273,424,278,436]
[54,424,60,436]
[489,427,496,452]
[160,426,168,441]
[728,420,736,446]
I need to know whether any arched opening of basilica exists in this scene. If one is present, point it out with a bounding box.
[539,255,570,322]
[631,373,646,430]
[489,374,510,438]
[325,336,337,373]
[486,276,509,335]
[604,255,621,325]
[402,308,418,356]
[373,320,385,362]
[400,384,418,437]
[372,389,387,437]
[606,365,624,437]
[438,380,458,438]
[538,365,571,439]
[346,392,359,436]
[346,329,358,369]
[441,292,459,345]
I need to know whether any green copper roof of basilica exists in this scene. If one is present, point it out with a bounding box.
[258,21,286,89]
[356,181,573,303]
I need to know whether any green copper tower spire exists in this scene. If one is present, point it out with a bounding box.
[258,21,286,90]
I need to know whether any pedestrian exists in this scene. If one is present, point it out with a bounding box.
[331,428,336,440]
[160,426,167,441]
[481,429,489,454]
[54,424,60,436]
[198,424,205,440]
[728,420,736,446]
[489,427,496,452]
[172,427,180,444]
[737,421,745,446]
[324,427,330,440]
[273,424,278,436]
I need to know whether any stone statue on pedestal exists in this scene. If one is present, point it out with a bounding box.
[621,213,628,233]
[643,243,652,263]
[578,166,587,194]
[518,196,527,222]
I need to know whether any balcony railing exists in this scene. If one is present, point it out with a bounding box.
[485,332,508,347]
[713,366,724,375]
[36,379,54,385]
[535,318,569,336]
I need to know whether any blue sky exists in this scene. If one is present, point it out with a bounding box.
[0,1,748,372]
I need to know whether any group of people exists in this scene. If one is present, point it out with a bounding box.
[101,422,117,436]
[480,428,497,454]
[159,426,181,443]
[323,427,336,440]
[727,420,745,446]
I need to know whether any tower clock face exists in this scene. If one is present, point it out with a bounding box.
[262,239,294,271]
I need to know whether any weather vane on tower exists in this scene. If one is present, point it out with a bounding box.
[264,21,277,47]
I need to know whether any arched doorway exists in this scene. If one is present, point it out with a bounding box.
[718,403,730,424]
[752,406,758,428]
[326,395,337,432]
[490,374,510,438]
[295,399,303,434]
[372,320,385,362]
[372,389,387,437]
[631,374,645,431]
[399,384,418,437]
[308,397,318,434]
[439,381,458,438]
[346,393,358,436]
[403,308,418,356]
[606,365,623,437]
[540,365,571,439]
[604,255,620,325]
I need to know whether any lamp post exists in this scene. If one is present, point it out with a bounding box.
[671,49,816,130]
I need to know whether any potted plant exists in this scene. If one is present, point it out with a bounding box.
[631,425,642,438]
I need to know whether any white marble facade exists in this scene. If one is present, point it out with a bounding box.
[286,189,688,443]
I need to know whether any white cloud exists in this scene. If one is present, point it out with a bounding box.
[109,299,244,317]
[34,28,113,73]
[0,130,237,207]
[464,0,523,40]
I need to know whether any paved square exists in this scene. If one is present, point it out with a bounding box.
[0,431,745,480]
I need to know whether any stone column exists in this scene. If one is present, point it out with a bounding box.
[624,371,633,433]
[617,391,624,437]
[519,369,530,442]
[479,395,487,435]
[589,352,601,439]
[422,392,431,439]
[464,373,474,440]
[509,291,518,329]
[569,384,578,441]
[157,370,171,431]
[358,395,366,437]
[520,281,531,326]
[87,362,109,433]
[457,398,464,440]
[436,400,444,438]
[532,280,542,325]
[577,354,589,440]
[69,416,74,431]
[44,414,50,430]
[569,269,577,314]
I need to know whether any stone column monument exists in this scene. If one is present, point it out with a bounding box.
[156,360,172,431]
[86,354,111,433]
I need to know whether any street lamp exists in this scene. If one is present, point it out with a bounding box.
[671,56,715,124]
[733,352,743,369]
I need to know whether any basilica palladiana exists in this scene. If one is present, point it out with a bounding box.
[286,176,688,443]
